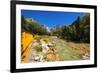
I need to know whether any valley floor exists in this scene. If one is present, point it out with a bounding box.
[21,33,90,63]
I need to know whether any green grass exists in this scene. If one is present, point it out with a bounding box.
[54,39,82,61]
[34,45,42,52]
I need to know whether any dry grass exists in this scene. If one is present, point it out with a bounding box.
[66,42,90,57]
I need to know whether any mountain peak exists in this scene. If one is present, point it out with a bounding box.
[25,18,37,23]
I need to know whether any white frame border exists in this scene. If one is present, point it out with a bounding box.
[16,4,95,69]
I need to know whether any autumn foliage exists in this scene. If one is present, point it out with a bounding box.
[21,32,33,63]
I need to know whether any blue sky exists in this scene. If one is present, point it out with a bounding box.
[21,10,85,29]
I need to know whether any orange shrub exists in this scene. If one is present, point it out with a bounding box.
[21,32,33,63]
